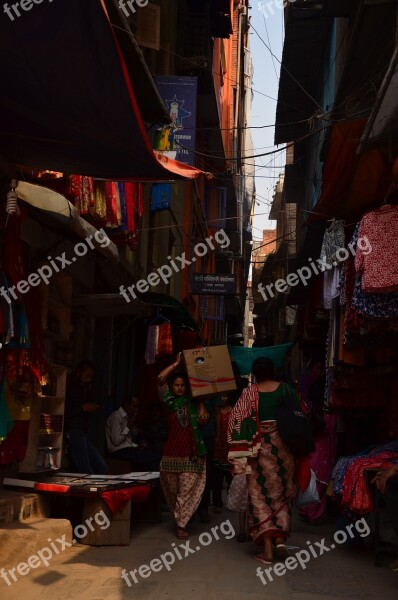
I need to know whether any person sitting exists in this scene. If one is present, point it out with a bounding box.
[372,464,398,571]
[105,396,161,471]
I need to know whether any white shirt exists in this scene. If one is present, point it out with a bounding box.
[105,407,138,453]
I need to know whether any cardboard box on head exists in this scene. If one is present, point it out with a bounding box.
[182,346,237,398]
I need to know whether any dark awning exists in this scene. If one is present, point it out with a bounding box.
[275,3,331,144]
[0,0,204,181]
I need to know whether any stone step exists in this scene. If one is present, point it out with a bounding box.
[0,490,50,524]
[0,517,72,573]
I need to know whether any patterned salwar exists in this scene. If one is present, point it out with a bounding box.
[159,385,207,528]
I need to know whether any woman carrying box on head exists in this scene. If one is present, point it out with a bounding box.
[157,353,209,539]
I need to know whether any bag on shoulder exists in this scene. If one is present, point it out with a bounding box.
[275,384,315,457]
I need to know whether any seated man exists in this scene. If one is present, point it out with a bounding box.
[105,397,161,471]
[372,464,398,571]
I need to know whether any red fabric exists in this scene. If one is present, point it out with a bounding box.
[138,183,144,218]
[0,421,30,465]
[295,456,311,493]
[105,182,118,225]
[157,323,173,356]
[35,482,70,493]
[101,485,150,514]
[124,182,135,232]
[355,206,398,292]
[341,452,398,514]
[162,412,196,457]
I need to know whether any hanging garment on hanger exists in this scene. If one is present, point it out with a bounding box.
[320,220,345,264]
[323,267,341,309]
[157,322,173,356]
[355,205,398,292]
[145,325,159,365]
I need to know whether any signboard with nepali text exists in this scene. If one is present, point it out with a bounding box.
[192,273,236,295]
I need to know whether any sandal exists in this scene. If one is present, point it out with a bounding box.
[255,553,273,566]
[275,544,291,560]
[176,527,189,539]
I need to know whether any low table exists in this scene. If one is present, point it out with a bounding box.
[3,472,161,545]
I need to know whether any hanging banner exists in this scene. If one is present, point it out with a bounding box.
[153,76,198,167]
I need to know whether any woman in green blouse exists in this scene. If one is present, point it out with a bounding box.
[158,353,209,539]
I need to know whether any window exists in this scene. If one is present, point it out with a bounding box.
[135,3,160,51]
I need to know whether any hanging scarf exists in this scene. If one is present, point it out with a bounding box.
[0,378,13,442]
[163,391,207,457]
[227,384,262,461]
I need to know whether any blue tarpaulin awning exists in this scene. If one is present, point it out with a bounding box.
[228,344,293,376]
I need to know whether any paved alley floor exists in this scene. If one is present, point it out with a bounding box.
[1,509,397,600]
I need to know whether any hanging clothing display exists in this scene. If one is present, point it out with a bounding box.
[323,267,341,310]
[66,175,94,214]
[320,220,345,310]
[355,205,398,292]
[105,181,118,227]
[157,323,173,356]
[145,326,159,365]
[93,180,107,219]
[320,220,345,263]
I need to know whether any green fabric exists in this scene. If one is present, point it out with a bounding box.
[0,379,13,442]
[160,456,204,473]
[227,386,262,461]
[228,344,292,376]
[258,384,299,421]
[163,391,207,457]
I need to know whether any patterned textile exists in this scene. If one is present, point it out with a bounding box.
[157,323,173,356]
[124,183,135,232]
[327,365,392,411]
[105,181,118,227]
[247,421,296,543]
[341,452,398,514]
[162,389,207,459]
[355,206,398,292]
[67,175,94,214]
[160,468,206,528]
[320,220,345,263]
[93,180,107,219]
[227,384,262,466]
[227,473,248,512]
[331,439,398,496]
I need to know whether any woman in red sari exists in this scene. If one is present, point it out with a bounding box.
[228,357,298,565]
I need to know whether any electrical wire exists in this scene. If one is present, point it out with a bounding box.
[250,23,323,112]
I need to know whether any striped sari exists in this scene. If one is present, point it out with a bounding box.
[247,421,296,542]
[228,385,297,543]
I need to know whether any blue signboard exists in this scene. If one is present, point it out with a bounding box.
[153,76,198,167]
